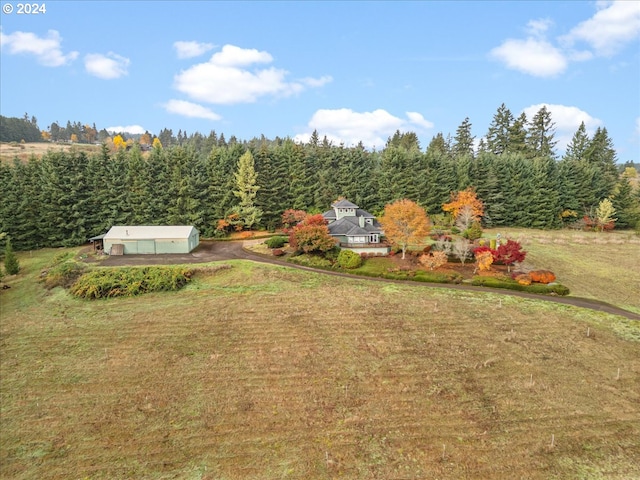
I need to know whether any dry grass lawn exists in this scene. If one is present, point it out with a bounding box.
[0,142,102,163]
[485,228,640,314]
[1,251,639,479]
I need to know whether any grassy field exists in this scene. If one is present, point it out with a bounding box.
[0,142,102,163]
[1,246,639,479]
[483,228,640,314]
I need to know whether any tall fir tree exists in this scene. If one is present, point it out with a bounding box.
[452,117,475,159]
[526,106,557,159]
[584,127,618,200]
[232,150,262,229]
[486,103,514,155]
[3,237,20,275]
[563,122,590,161]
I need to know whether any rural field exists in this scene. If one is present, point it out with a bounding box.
[0,142,102,164]
[1,232,639,479]
[483,228,640,315]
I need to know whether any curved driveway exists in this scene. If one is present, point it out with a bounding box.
[102,240,640,321]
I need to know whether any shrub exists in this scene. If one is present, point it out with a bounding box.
[272,249,285,257]
[287,254,333,269]
[471,276,569,295]
[70,266,192,299]
[323,246,341,263]
[529,270,556,284]
[463,221,483,241]
[419,251,448,270]
[337,250,362,269]
[265,236,288,249]
[514,273,532,285]
[41,261,87,289]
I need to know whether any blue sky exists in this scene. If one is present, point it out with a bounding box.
[1,1,639,161]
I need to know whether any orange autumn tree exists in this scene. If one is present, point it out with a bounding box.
[442,187,484,222]
[379,199,430,259]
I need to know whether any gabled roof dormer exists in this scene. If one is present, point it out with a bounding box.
[332,199,358,220]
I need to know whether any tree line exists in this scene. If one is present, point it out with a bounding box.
[1,104,639,250]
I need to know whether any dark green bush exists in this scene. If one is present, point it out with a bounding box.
[265,235,288,249]
[463,221,483,241]
[337,250,362,269]
[70,266,193,299]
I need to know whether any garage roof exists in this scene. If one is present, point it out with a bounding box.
[104,226,197,240]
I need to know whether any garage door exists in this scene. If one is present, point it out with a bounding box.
[137,240,156,254]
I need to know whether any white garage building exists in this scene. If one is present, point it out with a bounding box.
[103,226,199,255]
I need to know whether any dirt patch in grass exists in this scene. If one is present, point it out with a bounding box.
[1,259,639,479]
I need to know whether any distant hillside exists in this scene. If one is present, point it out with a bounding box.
[0,141,101,164]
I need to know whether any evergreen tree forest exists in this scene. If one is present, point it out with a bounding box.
[1,105,639,251]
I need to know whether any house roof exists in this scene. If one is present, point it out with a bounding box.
[322,208,376,220]
[327,217,383,236]
[331,199,359,209]
[104,225,198,240]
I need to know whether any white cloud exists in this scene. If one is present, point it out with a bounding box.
[490,37,567,77]
[209,44,272,67]
[84,52,130,79]
[293,108,434,149]
[174,40,215,59]
[522,103,602,151]
[526,18,553,37]
[0,29,78,66]
[106,125,146,135]
[299,76,333,88]
[406,112,435,130]
[561,1,640,56]
[491,1,640,77]
[173,44,331,105]
[163,99,222,120]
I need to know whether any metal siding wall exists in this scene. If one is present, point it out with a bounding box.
[137,240,156,254]
[155,240,188,254]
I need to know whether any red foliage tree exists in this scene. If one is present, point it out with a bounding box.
[494,239,526,272]
[280,209,308,232]
[289,215,337,254]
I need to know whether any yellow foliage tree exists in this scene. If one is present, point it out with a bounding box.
[379,199,430,259]
[152,137,162,149]
[113,134,126,150]
[474,250,494,273]
[70,133,78,143]
[442,187,484,221]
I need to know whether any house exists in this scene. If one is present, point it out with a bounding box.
[102,225,199,255]
[322,199,389,255]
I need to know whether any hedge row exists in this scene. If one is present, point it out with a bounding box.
[471,276,570,296]
[70,266,193,299]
